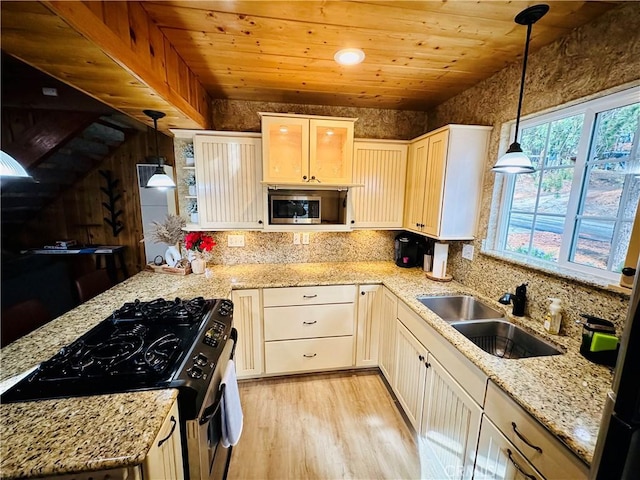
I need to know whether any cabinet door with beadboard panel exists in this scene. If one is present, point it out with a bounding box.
[231,289,263,378]
[421,129,449,238]
[352,141,408,229]
[355,284,381,366]
[403,136,429,232]
[142,399,184,480]
[194,135,263,229]
[420,355,482,480]
[394,320,428,430]
[378,286,398,385]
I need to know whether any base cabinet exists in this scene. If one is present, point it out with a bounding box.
[143,399,184,480]
[232,289,263,378]
[474,416,544,480]
[378,286,398,383]
[355,285,381,366]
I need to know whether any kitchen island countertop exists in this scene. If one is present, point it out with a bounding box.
[0,261,614,477]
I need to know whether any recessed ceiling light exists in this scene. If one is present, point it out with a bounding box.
[279,126,289,133]
[334,48,365,66]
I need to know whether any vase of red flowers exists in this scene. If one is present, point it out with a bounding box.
[184,232,216,275]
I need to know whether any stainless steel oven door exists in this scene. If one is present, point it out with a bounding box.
[185,331,236,480]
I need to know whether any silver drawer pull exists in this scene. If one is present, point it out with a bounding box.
[511,422,543,453]
[302,294,318,299]
[303,353,317,358]
[303,321,318,325]
[507,449,536,480]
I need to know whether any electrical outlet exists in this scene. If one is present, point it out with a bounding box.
[302,232,310,245]
[227,235,245,247]
[462,244,474,260]
[293,233,301,245]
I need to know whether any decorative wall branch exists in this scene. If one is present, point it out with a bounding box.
[99,169,123,237]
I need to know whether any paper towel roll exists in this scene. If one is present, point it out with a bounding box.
[432,243,449,279]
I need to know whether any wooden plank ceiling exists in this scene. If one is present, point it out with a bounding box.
[141,0,621,110]
[0,1,622,122]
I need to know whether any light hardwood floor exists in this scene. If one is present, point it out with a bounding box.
[227,371,421,480]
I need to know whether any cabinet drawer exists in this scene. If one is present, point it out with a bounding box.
[264,304,354,340]
[264,336,353,374]
[485,381,588,480]
[263,285,356,307]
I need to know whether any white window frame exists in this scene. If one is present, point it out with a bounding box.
[490,86,640,284]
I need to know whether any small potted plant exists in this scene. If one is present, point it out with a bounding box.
[184,231,216,274]
[185,171,197,196]
[187,199,198,224]
[182,142,194,165]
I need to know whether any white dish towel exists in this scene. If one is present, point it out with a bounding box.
[221,359,243,447]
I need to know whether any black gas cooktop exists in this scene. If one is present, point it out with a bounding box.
[2,297,233,404]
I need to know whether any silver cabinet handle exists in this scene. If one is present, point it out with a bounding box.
[303,353,317,358]
[507,449,536,480]
[512,422,543,453]
[302,294,318,299]
[303,321,317,325]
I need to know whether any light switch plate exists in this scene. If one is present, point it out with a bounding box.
[302,232,310,245]
[228,235,245,247]
[462,244,474,260]
[293,233,301,245]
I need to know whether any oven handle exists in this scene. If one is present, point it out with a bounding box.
[199,384,225,425]
[199,330,237,426]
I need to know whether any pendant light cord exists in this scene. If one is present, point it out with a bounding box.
[153,117,162,166]
[514,22,533,144]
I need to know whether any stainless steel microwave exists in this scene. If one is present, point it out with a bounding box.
[270,195,321,224]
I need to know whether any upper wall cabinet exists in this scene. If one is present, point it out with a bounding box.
[260,113,356,186]
[352,140,408,229]
[194,133,264,230]
[403,125,492,240]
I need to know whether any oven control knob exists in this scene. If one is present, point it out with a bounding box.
[188,366,204,379]
[194,353,208,366]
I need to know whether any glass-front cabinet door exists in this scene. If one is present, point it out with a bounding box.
[261,116,309,183]
[309,119,354,184]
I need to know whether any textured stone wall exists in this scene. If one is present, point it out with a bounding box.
[427,2,640,335]
[212,100,428,140]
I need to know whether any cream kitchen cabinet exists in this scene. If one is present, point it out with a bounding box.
[394,319,429,429]
[355,285,382,366]
[474,415,545,480]
[403,124,492,240]
[483,381,588,480]
[260,113,356,185]
[143,398,184,480]
[194,133,264,230]
[395,299,487,480]
[231,289,263,378]
[351,140,408,229]
[262,285,356,374]
[378,286,398,384]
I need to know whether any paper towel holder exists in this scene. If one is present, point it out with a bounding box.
[426,241,453,282]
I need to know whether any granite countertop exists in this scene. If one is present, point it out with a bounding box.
[0,261,613,477]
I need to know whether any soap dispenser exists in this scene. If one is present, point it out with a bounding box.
[544,298,562,335]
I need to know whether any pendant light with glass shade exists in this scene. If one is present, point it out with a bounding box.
[0,150,32,179]
[143,109,176,189]
[492,4,549,174]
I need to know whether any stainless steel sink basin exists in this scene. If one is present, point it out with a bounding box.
[451,320,563,359]
[417,295,504,322]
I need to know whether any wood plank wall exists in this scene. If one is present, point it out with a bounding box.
[3,113,175,278]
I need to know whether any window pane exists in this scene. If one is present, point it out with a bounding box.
[520,124,549,170]
[592,103,639,162]
[581,164,625,217]
[505,213,533,254]
[531,215,563,262]
[571,219,615,270]
[613,221,634,273]
[545,115,584,167]
[622,173,640,220]
[511,171,540,212]
[537,167,574,214]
